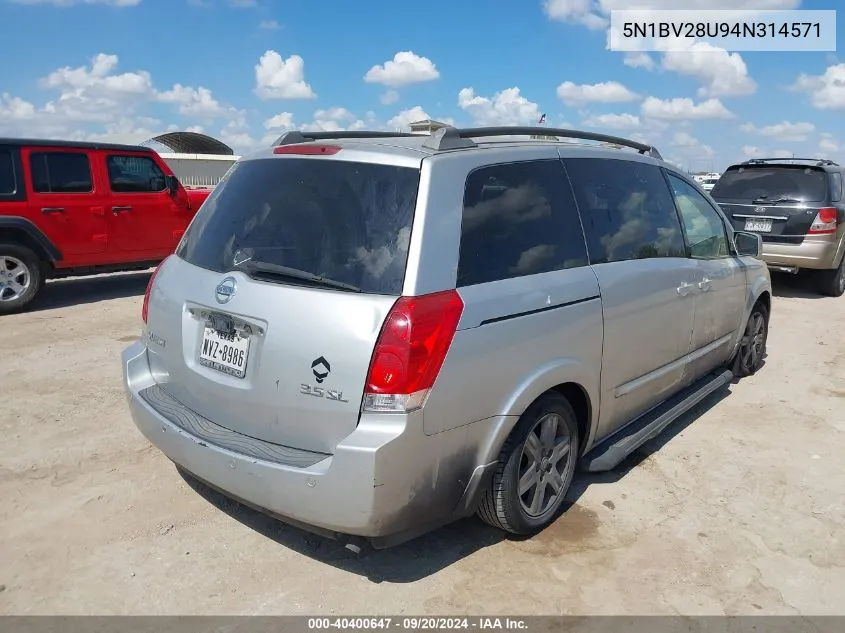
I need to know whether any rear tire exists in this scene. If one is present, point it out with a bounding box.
[0,243,44,315]
[731,301,769,378]
[477,392,579,535]
[815,256,845,298]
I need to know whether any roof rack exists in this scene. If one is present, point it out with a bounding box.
[273,126,662,159]
[742,157,839,167]
[274,130,416,146]
[422,126,662,158]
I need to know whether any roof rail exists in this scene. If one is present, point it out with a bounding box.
[273,130,416,146]
[271,126,663,159]
[742,157,839,167]
[422,126,663,159]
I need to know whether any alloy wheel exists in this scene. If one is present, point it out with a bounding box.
[0,256,31,303]
[739,311,766,373]
[517,413,573,518]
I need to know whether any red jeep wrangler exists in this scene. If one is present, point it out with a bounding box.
[0,138,212,314]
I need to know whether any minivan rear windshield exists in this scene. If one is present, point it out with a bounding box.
[177,157,421,295]
[710,166,828,202]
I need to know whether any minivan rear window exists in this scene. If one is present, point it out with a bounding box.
[711,166,828,202]
[177,157,420,295]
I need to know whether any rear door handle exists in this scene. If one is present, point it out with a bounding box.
[112,206,132,215]
[698,277,712,291]
[677,281,694,297]
[41,207,65,214]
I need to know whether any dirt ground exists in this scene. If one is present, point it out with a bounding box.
[1,270,844,616]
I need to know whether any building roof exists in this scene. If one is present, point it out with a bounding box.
[147,131,234,156]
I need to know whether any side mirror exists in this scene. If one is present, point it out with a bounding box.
[165,175,180,197]
[734,231,762,257]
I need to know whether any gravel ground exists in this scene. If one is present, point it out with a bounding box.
[1,271,844,615]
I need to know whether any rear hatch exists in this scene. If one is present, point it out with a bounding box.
[710,164,831,243]
[144,148,421,454]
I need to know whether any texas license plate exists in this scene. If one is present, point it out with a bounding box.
[198,327,250,378]
[744,218,773,232]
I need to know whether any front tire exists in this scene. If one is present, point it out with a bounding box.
[477,392,579,535]
[0,244,44,315]
[732,302,769,378]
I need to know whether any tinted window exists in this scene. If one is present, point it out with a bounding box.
[458,160,588,287]
[107,155,166,193]
[29,152,92,193]
[0,150,14,195]
[831,172,843,203]
[667,174,731,259]
[564,158,686,264]
[177,158,420,295]
[711,166,828,202]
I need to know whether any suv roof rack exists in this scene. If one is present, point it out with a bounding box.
[273,126,663,159]
[741,157,839,167]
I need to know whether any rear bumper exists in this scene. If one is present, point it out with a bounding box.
[761,236,841,270]
[122,341,498,547]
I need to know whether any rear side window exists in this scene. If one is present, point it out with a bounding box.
[0,150,15,195]
[107,155,166,193]
[564,158,686,264]
[831,172,843,203]
[177,157,420,295]
[29,152,93,193]
[458,160,588,287]
[711,166,828,202]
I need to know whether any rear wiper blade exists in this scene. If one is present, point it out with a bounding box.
[234,261,362,292]
[753,196,801,204]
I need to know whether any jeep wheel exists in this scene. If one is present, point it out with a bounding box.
[732,302,769,378]
[0,244,44,315]
[477,392,579,535]
[815,257,845,298]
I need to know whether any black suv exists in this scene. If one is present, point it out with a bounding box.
[710,157,845,297]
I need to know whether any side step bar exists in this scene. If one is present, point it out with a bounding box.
[581,369,734,472]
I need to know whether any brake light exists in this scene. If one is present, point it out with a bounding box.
[808,207,838,235]
[142,257,170,323]
[273,145,341,155]
[362,290,464,413]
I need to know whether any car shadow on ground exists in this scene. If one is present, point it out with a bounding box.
[179,388,731,583]
[769,271,826,299]
[30,271,152,312]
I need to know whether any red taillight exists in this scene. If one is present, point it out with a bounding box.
[809,207,838,235]
[273,144,341,155]
[363,290,464,413]
[141,257,170,323]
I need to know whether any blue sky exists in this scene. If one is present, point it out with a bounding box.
[0,0,842,171]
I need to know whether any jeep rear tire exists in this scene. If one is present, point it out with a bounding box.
[477,392,579,535]
[815,256,845,298]
[0,244,44,315]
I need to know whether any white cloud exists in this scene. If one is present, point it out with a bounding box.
[740,120,815,142]
[581,112,641,129]
[258,19,280,30]
[556,80,639,105]
[0,52,234,145]
[660,41,756,98]
[742,145,764,158]
[364,51,440,88]
[640,96,733,120]
[624,52,655,70]
[302,107,366,132]
[9,0,140,5]
[380,90,399,105]
[387,106,429,131]
[543,0,608,30]
[458,87,541,126]
[819,133,839,155]
[263,112,295,131]
[790,64,845,110]
[671,131,715,158]
[254,51,316,100]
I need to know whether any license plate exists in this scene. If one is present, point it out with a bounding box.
[198,326,250,378]
[744,218,773,232]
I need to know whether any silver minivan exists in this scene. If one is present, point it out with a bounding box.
[122,126,772,548]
